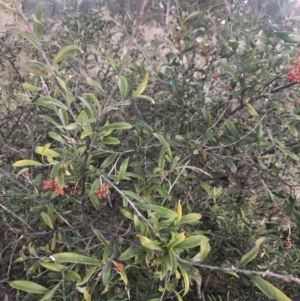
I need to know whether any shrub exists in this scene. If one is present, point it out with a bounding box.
[1,0,300,300]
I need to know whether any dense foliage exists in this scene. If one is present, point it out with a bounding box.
[2,0,300,300]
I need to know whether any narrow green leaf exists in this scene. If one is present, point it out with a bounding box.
[93,230,112,251]
[13,29,40,50]
[90,178,100,195]
[226,121,239,138]
[40,261,68,272]
[218,62,236,75]
[175,235,207,250]
[102,261,111,286]
[65,271,82,282]
[250,275,292,301]
[34,2,43,21]
[153,133,172,159]
[246,103,259,118]
[118,75,128,98]
[133,73,148,97]
[86,77,105,94]
[286,124,298,137]
[53,45,81,64]
[102,137,120,145]
[51,253,101,265]
[99,153,117,170]
[41,212,54,230]
[134,94,155,104]
[179,213,202,225]
[10,281,49,294]
[88,190,101,210]
[137,235,163,251]
[116,158,129,182]
[119,247,145,261]
[23,83,41,92]
[39,288,56,301]
[183,11,202,22]
[139,204,178,218]
[35,96,69,111]
[30,14,43,40]
[178,264,190,296]
[155,185,171,200]
[101,122,132,130]
[76,266,98,286]
[13,160,43,167]
[239,237,265,267]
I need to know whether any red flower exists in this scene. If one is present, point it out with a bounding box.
[95,184,109,199]
[42,179,68,196]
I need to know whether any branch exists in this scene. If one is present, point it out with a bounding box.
[175,255,300,285]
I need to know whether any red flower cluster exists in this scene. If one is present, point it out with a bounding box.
[287,53,300,83]
[42,179,68,196]
[95,184,109,199]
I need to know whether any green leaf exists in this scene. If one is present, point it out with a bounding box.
[239,237,265,267]
[99,153,117,170]
[9,281,49,294]
[179,213,202,225]
[155,185,171,200]
[90,178,100,195]
[133,73,148,97]
[276,31,299,43]
[115,158,129,182]
[246,103,259,118]
[76,266,98,286]
[175,235,208,250]
[65,270,81,282]
[41,212,54,230]
[183,11,202,22]
[39,288,56,301]
[102,137,120,145]
[86,77,105,94]
[201,108,212,125]
[275,140,299,161]
[137,235,163,251]
[34,2,43,21]
[153,133,172,159]
[40,261,68,272]
[118,75,128,98]
[13,160,43,167]
[23,83,41,92]
[134,94,155,104]
[53,45,81,64]
[88,190,101,210]
[139,204,178,219]
[35,96,69,111]
[178,264,190,296]
[13,29,40,50]
[101,122,132,130]
[30,14,43,40]
[51,253,101,265]
[250,275,292,301]
[102,261,111,286]
[286,196,296,216]
[167,231,186,250]
[286,124,298,137]
[93,230,112,251]
[226,121,239,138]
[119,247,145,261]
[218,62,236,75]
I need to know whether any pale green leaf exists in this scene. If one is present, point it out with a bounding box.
[10,281,49,294]
[250,275,292,301]
[118,75,128,98]
[133,73,148,97]
[51,253,101,265]
[13,160,43,167]
[53,45,81,64]
[41,212,54,230]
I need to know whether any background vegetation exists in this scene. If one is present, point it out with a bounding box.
[2,0,300,300]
